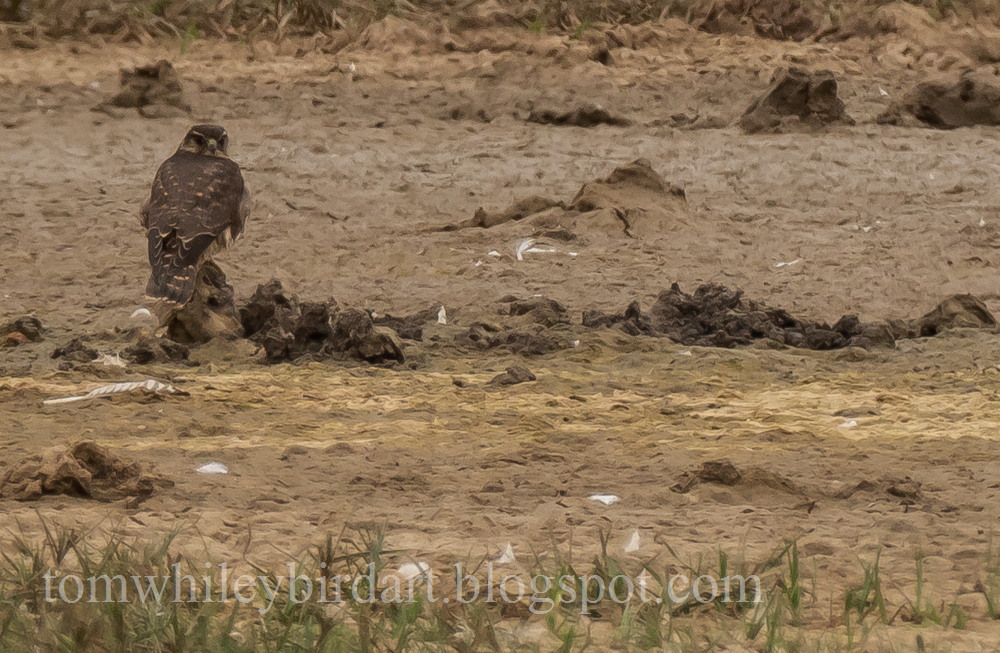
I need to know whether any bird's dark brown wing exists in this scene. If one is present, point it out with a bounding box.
[143,150,246,311]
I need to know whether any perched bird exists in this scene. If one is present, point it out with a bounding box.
[140,124,250,322]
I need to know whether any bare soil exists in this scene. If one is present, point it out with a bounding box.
[5,15,1000,648]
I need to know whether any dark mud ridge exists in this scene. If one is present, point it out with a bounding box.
[581,283,995,349]
[30,282,999,369]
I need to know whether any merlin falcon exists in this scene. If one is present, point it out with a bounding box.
[140,124,250,323]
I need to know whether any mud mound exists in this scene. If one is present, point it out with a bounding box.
[737,67,854,134]
[347,15,445,54]
[916,294,996,335]
[452,196,564,230]
[487,365,536,386]
[459,321,568,356]
[240,280,405,365]
[835,476,923,502]
[2,316,43,347]
[894,70,1000,129]
[163,262,242,345]
[51,337,100,363]
[695,0,822,41]
[446,159,688,239]
[123,336,190,365]
[831,2,942,43]
[506,296,570,328]
[526,105,631,127]
[0,441,172,503]
[583,284,994,350]
[671,460,804,500]
[99,60,190,118]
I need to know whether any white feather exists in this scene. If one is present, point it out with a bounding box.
[494,543,516,564]
[196,462,229,475]
[43,379,180,405]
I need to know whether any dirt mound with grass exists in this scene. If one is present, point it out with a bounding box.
[737,67,854,133]
[445,159,689,239]
[0,441,172,503]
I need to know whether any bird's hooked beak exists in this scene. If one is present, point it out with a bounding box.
[206,138,218,153]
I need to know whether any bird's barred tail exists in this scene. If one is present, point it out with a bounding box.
[145,230,216,323]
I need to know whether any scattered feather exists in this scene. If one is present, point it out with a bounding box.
[624,530,641,553]
[196,462,229,475]
[839,419,858,429]
[43,379,183,405]
[589,494,620,506]
[96,353,126,368]
[515,238,534,261]
[395,562,432,581]
[130,307,153,319]
[774,259,801,268]
[878,86,889,97]
[572,340,580,348]
[980,217,987,227]
[495,543,516,564]
[487,250,501,257]
[437,307,447,325]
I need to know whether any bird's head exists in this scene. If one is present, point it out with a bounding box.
[179,125,230,157]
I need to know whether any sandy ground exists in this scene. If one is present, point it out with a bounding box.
[4,20,1000,649]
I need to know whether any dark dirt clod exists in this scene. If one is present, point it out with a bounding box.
[583,284,995,350]
[916,293,996,335]
[329,309,405,364]
[487,365,537,386]
[123,335,190,365]
[164,262,242,344]
[0,441,173,503]
[51,337,99,363]
[0,315,45,347]
[737,67,854,134]
[672,460,743,492]
[460,321,568,356]
[373,305,442,341]
[101,60,191,117]
[526,105,631,127]
[507,297,569,327]
[900,70,1000,129]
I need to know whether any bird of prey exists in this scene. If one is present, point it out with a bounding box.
[140,124,250,322]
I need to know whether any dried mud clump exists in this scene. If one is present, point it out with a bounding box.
[459,322,568,356]
[889,70,1000,129]
[123,335,190,365]
[737,67,854,134]
[583,284,995,350]
[2,316,43,347]
[526,105,631,127]
[696,0,822,41]
[240,280,406,365]
[916,294,996,335]
[0,441,173,503]
[51,337,100,363]
[447,159,688,239]
[163,262,242,345]
[98,60,191,118]
[671,460,802,496]
[487,365,537,386]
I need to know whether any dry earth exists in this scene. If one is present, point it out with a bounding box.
[4,14,1000,649]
